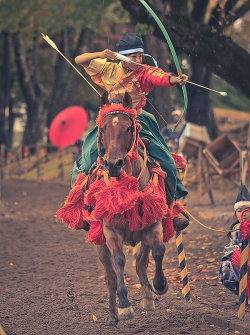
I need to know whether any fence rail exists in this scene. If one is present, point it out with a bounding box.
[0,144,80,181]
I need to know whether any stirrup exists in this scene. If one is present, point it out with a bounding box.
[173,212,189,232]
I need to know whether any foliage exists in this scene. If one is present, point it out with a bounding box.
[0,0,115,35]
[135,23,154,35]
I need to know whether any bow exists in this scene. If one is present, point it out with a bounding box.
[138,0,188,129]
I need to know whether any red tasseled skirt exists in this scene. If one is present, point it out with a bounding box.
[56,170,177,245]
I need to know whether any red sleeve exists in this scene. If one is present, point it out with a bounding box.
[136,66,176,93]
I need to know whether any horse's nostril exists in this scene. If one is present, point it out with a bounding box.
[116,159,124,167]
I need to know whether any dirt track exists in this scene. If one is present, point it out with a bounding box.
[0,178,250,335]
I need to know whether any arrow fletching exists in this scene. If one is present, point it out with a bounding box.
[41,33,58,50]
[115,53,132,63]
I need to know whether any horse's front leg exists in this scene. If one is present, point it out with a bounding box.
[97,245,118,326]
[144,220,168,295]
[103,224,134,320]
[136,243,155,310]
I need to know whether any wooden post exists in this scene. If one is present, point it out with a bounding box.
[23,146,30,174]
[240,123,250,184]
[58,148,65,180]
[0,145,5,181]
[5,152,13,178]
[197,145,203,198]
[0,145,5,203]
[17,145,23,175]
[202,153,214,205]
[40,147,47,179]
[36,143,40,178]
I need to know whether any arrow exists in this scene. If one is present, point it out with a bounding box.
[41,33,101,96]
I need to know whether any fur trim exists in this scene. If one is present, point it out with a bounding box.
[234,201,250,211]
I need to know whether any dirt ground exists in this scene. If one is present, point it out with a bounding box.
[0,177,250,335]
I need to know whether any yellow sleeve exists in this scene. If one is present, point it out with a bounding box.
[84,58,108,76]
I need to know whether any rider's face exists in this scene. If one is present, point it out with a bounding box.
[122,52,143,71]
[126,52,143,64]
[235,206,250,222]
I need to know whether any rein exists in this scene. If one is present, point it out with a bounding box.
[97,110,147,180]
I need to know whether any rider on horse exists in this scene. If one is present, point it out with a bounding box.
[72,33,189,230]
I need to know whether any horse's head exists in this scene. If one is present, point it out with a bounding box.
[97,93,138,177]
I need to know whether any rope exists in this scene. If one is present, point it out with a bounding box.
[185,209,238,233]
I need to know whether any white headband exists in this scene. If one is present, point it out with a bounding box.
[118,48,144,55]
[234,201,250,211]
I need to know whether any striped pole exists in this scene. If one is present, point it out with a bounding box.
[238,210,250,319]
[175,231,191,301]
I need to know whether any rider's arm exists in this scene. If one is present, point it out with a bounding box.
[75,49,116,67]
[138,67,188,92]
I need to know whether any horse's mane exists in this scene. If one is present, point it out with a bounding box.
[96,104,137,126]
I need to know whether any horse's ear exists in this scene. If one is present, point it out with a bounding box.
[100,92,110,106]
[123,92,132,109]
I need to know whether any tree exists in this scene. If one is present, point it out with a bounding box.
[0,0,114,147]
[120,0,250,137]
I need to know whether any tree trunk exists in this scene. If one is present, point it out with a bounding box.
[12,32,48,147]
[186,58,218,139]
[120,0,250,97]
[0,32,12,148]
[47,28,95,127]
[186,0,218,138]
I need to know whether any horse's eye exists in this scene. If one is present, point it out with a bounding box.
[127,126,132,132]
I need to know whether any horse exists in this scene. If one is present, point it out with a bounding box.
[96,93,170,326]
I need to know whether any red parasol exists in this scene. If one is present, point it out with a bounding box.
[49,106,88,147]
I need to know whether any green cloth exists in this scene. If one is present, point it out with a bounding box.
[71,110,187,200]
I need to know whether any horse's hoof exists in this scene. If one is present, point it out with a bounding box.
[152,278,168,295]
[118,306,134,320]
[108,317,118,327]
[140,298,155,310]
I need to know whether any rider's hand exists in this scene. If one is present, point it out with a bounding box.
[98,49,117,61]
[170,73,188,86]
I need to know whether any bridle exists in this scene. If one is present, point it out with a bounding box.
[97,110,147,179]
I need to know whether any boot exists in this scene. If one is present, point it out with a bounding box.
[173,211,189,232]
[165,181,189,232]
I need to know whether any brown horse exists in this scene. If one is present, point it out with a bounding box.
[97,93,169,326]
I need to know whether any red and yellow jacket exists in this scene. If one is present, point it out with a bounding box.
[84,58,175,113]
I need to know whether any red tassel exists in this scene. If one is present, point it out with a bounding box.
[87,173,140,222]
[87,221,106,245]
[140,182,167,228]
[121,203,143,231]
[172,201,186,218]
[56,173,87,230]
[162,209,175,242]
[171,153,187,169]
[85,179,106,209]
